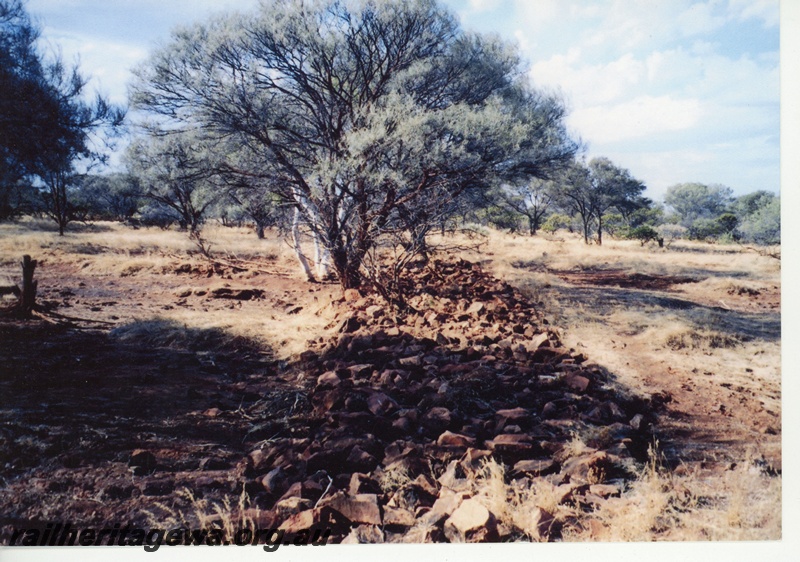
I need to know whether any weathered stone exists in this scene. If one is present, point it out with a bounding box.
[513,459,558,477]
[437,431,476,448]
[541,401,558,419]
[320,492,382,525]
[343,289,362,302]
[420,491,467,526]
[560,451,612,484]
[367,391,398,416]
[528,507,556,541]
[338,315,362,333]
[383,506,416,527]
[129,449,157,474]
[589,484,621,498]
[564,374,591,393]
[341,525,384,544]
[316,371,341,388]
[346,445,378,472]
[486,434,534,456]
[421,407,452,435]
[465,302,485,316]
[278,506,349,534]
[495,407,530,429]
[274,496,314,519]
[443,498,499,543]
[349,473,382,496]
[261,466,288,496]
[365,305,385,318]
[528,332,550,349]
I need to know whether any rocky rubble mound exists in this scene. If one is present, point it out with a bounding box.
[226,259,667,542]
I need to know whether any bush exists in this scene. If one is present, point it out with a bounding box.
[628,225,662,246]
[541,213,572,234]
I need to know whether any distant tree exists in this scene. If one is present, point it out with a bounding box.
[587,157,646,245]
[494,178,555,235]
[551,161,595,244]
[551,158,646,245]
[737,196,779,245]
[663,183,733,228]
[125,131,225,235]
[129,0,579,289]
[72,173,142,221]
[731,190,776,219]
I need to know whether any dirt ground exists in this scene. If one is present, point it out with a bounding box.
[0,222,782,542]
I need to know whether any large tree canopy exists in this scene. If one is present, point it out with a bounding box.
[130,0,579,288]
[1,0,124,231]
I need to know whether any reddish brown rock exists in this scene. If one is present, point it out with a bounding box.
[320,492,382,525]
[383,506,416,527]
[437,431,476,448]
[443,498,499,543]
[564,374,591,392]
[512,458,558,477]
[528,507,556,541]
[316,371,341,388]
[367,392,398,416]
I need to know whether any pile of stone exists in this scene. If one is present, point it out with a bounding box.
[231,259,665,542]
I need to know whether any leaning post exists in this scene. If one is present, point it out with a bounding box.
[19,255,38,318]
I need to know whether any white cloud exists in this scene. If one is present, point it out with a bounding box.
[571,95,703,144]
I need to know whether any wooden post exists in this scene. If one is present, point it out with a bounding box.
[19,255,37,318]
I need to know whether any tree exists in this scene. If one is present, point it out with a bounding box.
[1,0,124,233]
[126,131,226,235]
[551,158,645,245]
[130,0,579,288]
[663,183,733,228]
[737,196,779,245]
[72,173,143,221]
[494,177,555,235]
[586,157,646,245]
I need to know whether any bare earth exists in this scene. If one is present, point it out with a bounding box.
[0,222,781,542]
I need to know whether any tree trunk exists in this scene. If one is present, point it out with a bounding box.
[596,216,603,245]
[291,207,315,281]
[314,233,331,280]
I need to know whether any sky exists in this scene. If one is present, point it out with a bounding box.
[23,0,783,201]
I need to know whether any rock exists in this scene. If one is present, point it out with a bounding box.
[629,413,646,431]
[443,498,499,543]
[129,449,157,474]
[365,305,385,318]
[589,484,620,498]
[528,507,556,541]
[367,392,398,416]
[495,407,530,429]
[261,466,288,496]
[512,459,558,477]
[347,363,374,378]
[338,315,362,333]
[541,401,558,419]
[274,497,314,519]
[420,491,467,526]
[564,374,590,392]
[465,302,485,316]
[141,477,174,496]
[460,448,493,473]
[341,525,384,544]
[343,289,362,302]
[560,451,612,484]
[437,431,475,448]
[346,445,378,472]
[528,332,550,349]
[383,506,416,527]
[320,492,382,525]
[349,473,382,496]
[278,506,349,534]
[316,371,341,388]
[421,407,452,435]
[486,434,534,456]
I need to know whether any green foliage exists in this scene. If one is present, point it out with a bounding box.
[129,0,579,287]
[628,225,661,246]
[663,183,733,228]
[480,205,522,233]
[737,197,779,245]
[541,213,571,234]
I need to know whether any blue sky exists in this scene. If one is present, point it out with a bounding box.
[25,0,782,201]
